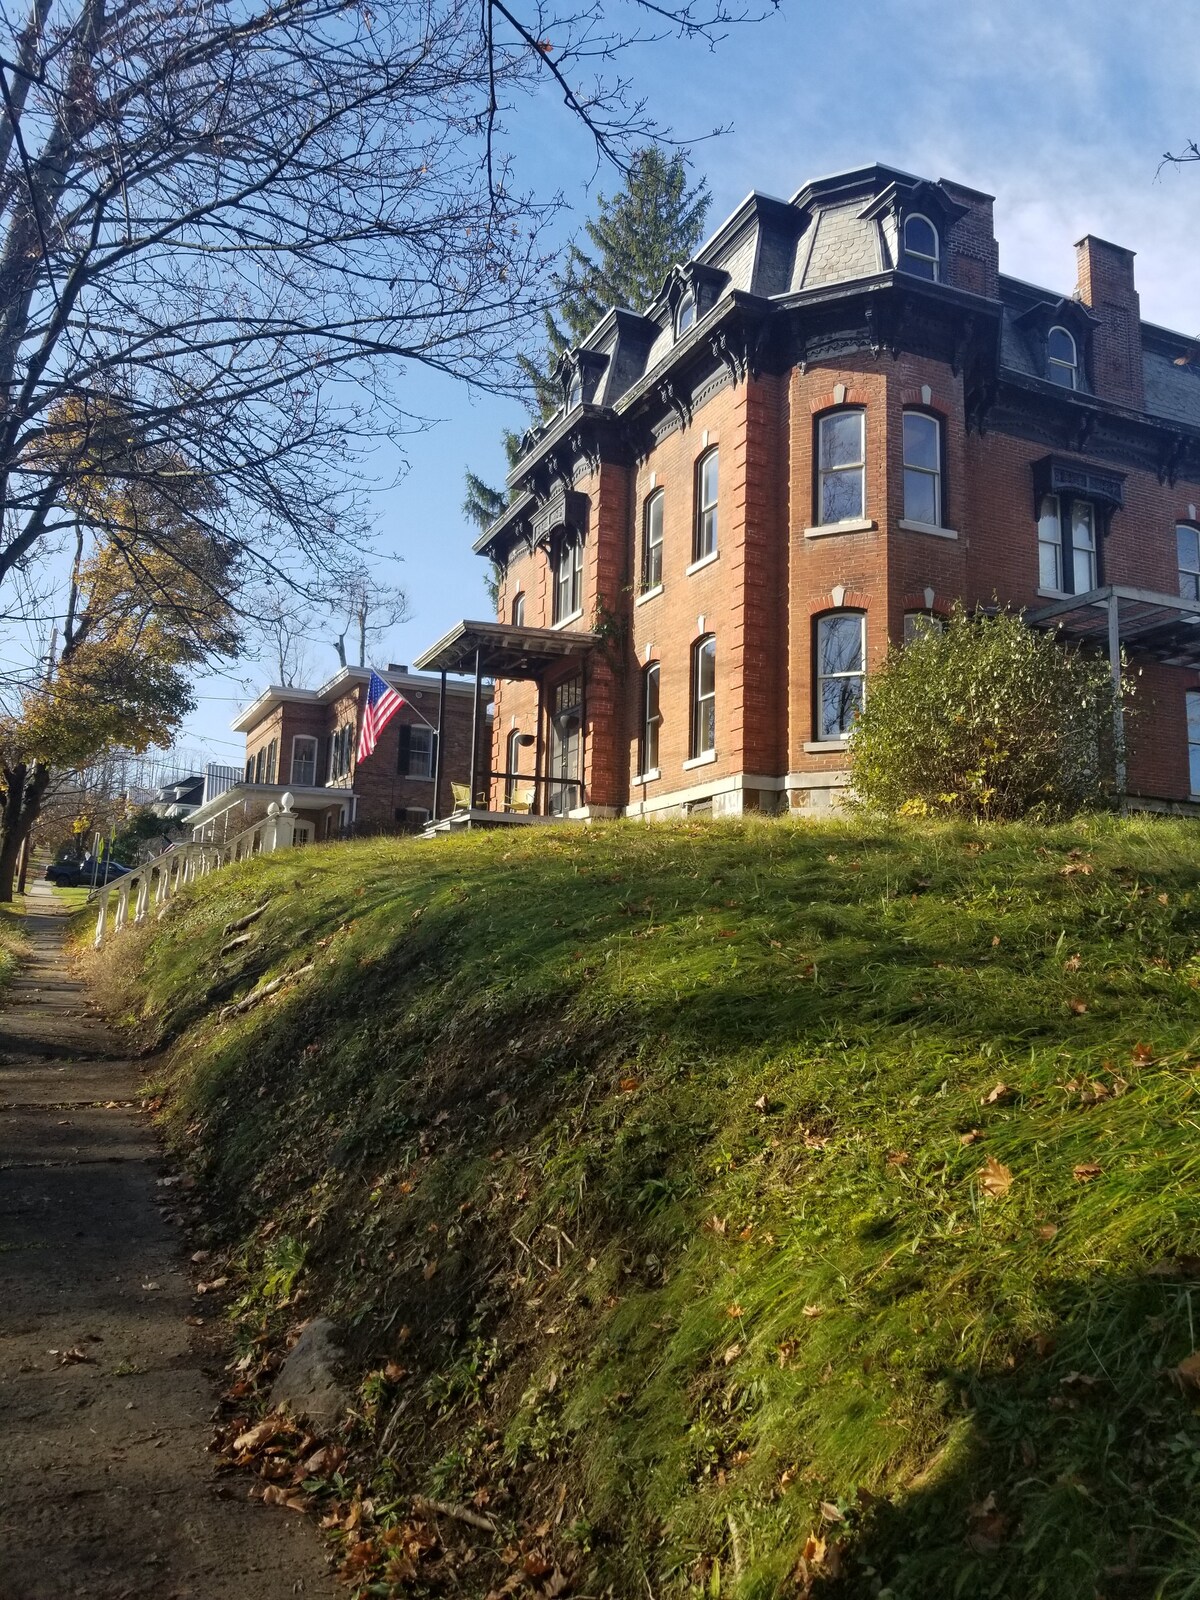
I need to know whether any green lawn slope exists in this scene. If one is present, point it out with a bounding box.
[98,817,1200,1598]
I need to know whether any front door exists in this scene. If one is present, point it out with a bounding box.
[548,677,582,816]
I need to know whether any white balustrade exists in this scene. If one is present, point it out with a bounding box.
[94,795,307,947]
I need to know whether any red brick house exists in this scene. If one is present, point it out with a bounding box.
[187,665,489,842]
[415,162,1200,818]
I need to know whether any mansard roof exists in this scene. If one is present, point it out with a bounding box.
[476,161,1200,560]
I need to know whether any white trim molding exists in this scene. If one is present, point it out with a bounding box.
[804,518,876,539]
[898,518,959,540]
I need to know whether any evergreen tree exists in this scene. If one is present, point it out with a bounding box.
[463,147,710,570]
[521,147,711,416]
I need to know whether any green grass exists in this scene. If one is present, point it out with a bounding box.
[0,906,29,988]
[49,883,94,913]
[99,815,1200,1598]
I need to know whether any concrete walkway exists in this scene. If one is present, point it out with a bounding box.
[0,891,336,1599]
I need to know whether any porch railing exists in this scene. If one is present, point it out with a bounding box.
[94,802,310,947]
[472,770,584,816]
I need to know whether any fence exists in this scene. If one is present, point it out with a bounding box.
[94,799,311,947]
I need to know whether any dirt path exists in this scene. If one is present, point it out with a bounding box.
[0,890,337,1600]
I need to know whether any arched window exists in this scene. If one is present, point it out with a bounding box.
[642,489,664,592]
[690,635,716,758]
[902,611,943,645]
[1047,326,1078,389]
[676,291,696,336]
[901,214,939,281]
[816,409,865,524]
[640,663,661,776]
[553,530,584,622]
[511,591,525,627]
[902,410,942,526]
[693,448,719,562]
[567,370,583,410]
[1178,524,1200,601]
[815,612,865,739]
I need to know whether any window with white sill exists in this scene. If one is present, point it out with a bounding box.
[900,213,939,281]
[690,636,715,758]
[817,410,865,524]
[553,530,584,621]
[1047,326,1079,390]
[642,489,664,592]
[641,662,661,774]
[1178,525,1200,601]
[694,449,718,562]
[1189,691,1200,794]
[815,611,865,739]
[290,735,316,786]
[1038,493,1097,594]
[902,411,942,525]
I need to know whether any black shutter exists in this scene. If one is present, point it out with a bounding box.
[397,722,411,776]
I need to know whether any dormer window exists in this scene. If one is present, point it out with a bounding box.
[676,291,697,336]
[1047,326,1079,389]
[567,370,583,410]
[901,214,939,281]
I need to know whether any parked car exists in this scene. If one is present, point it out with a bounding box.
[45,857,131,888]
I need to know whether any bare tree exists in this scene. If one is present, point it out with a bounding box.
[329,567,409,669]
[0,0,766,620]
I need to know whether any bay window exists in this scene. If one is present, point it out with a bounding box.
[817,410,865,524]
[902,411,942,525]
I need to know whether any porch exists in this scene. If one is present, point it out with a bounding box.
[1028,583,1200,800]
[187,781,357,844]
[413,618,602,827]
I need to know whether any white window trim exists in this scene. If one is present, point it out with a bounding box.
[683,749,717,771]
[685,550,720,576]
[1047,325,1079,388]
[804,518,876,539]
[803,739,849,753]
[552,609,584,630]
[898,518,958,540]
[290,734,319,785]
[902,213,940,279]
[632,767,661,785]
[817,411,866,526]
[635,584,664,606]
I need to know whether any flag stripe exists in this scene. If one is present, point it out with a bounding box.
[357,671,406,762]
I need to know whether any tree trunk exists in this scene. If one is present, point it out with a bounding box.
[0,761,50,902]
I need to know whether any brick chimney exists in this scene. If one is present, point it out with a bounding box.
[1074,235,1143,410]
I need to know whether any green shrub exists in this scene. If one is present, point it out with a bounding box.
[848,607,1124,819]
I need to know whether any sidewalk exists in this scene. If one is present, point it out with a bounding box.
[0,895,336,1599]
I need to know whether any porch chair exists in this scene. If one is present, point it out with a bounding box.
[450,782,472,814]
[506,786,535,815]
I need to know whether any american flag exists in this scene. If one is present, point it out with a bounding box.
[357,670,405,762]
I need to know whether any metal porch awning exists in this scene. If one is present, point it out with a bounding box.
[414,619,600,679]
[1027,584,1200,668]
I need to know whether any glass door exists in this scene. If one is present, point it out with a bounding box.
[548,677,582,816]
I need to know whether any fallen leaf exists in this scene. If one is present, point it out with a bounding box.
[233,1415,286,1454]
[196,1276,228,1294]
[978,1156,1013,1198]
[802,1304,823,1318]
[725,1302,744,1319]
[1158,892,1170,905]
[705,1215,727,1235]
[422,1259,438,1280]
[1059,862,1093,876]
[57,1346,95,1366]
[981,1082,1015,1106]
[820,1501,844,1523]
[754,1094,770,1112]
[886,1150,910,1166]
[184,1315,205,1327]
[991,935,1001,947]
[619,1077,639,1093]
[1072,1163,1103,1183]
[1068,998,1088,1015]
[1064,954,1082,971]
[1132,1042,1155,1066]
[384,1361,406,1382]
[967,1491,1009,1552]
[959,1128,984,1146]
[1036,1224,1059,1241]
[723,1342,742,1365]
[1170,1351,1200,1390]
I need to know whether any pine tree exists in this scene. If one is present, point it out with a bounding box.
[521,147,710,416]
[464,147,710,556]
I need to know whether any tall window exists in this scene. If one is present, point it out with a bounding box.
[511,591,525,627]
[815,612,865,739]
[676,291,697,335]
[398,724,436,779]
[901,214,939,280]
[1178,525,1200,600]
[553,531,584,621]
[504,729,523,808]
[690,636,716,758]
[1189,691,1200,795]
[694,450,719,562]
[817,410,865,524]
[642,490,664,592]
[1038,494,1097,594]
[903,611,943,644]
[567,371,583,410]
[641,663,661,775]
[245,756,254,782]
[290,736,316,785]
[329,725,353,781]
[265,739,278,784]
[1047,326,1078,389]
[254,746,265,782]
[902,411,942,525]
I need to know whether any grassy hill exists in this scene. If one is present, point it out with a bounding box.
[92,816,1200,1598]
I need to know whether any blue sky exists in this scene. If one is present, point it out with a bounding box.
[175,0,1200,762]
